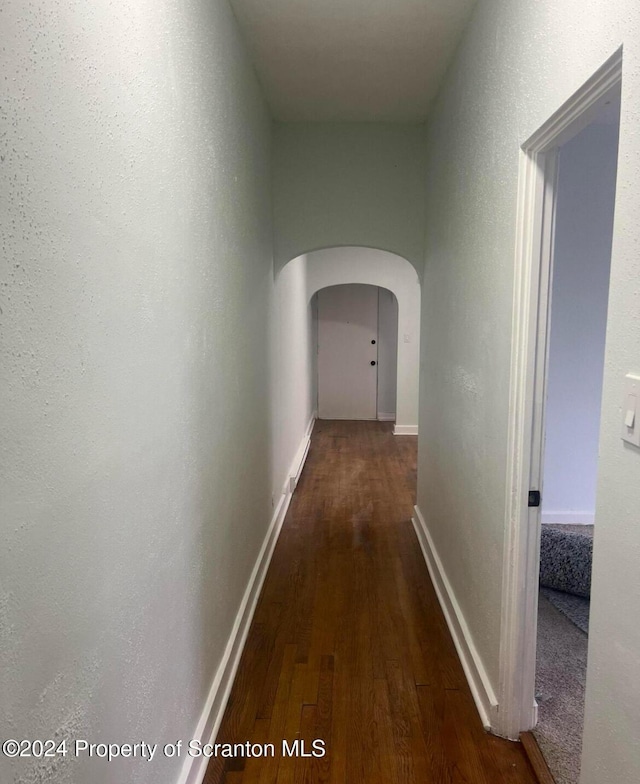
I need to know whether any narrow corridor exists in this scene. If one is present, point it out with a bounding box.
[204,421,537,783]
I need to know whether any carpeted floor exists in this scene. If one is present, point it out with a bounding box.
[535,524,593,783]
[545,524,594,537]
[541,587,590,634]
[534,593,588,784]
[539,523,592,634]
[539,526,593,598]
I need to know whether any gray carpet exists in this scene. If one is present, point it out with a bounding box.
[535,525,592,781]
[539,526,592,598]
[539,524,592,634]
[545,524,594,538]
[534,593,588,784]
[540,587,590,634]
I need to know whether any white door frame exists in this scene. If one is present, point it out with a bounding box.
[496,48,622,740]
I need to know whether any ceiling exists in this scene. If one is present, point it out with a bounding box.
[228,0,476,122]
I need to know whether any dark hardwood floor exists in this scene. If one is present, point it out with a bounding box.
[204,420,537,784]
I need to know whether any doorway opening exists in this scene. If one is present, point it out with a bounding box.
[276,245,421,434]
[316,283,398,422]
[533,89,620,784]
[499,49,622,782]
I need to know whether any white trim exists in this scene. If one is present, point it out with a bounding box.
[289,412,316,491]
[393,424,418,435]
[412,505,498,730]
[524,51,623,153]
[317,415,377,421]
[497,146,557,739]
[498,48,622,740]
[541,512,595,525]
[176,415,315,784]
[377,412,396,422]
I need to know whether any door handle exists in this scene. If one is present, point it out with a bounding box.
[370,360,376,366]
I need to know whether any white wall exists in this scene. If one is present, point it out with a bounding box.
[0,2,274,783]
[416,2,640,782]
[542,120,619,525]
[377,289,399,419]
[273,123,427,275]
[301,247,421,432]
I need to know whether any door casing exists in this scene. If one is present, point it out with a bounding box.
[497,49,622,740]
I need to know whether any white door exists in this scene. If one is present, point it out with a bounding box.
[317,284,378,420]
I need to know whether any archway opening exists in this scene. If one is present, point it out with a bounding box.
[270,246,421,510]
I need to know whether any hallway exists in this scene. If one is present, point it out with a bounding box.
[5,3,640,781]
[204,421,536,784]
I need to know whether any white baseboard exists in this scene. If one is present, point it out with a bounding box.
[377,412,396,422]
[541,511,594,525]
[411,505,498,730]
[393,424,418,436]
[289,412,316,491]
[177,414,316,784]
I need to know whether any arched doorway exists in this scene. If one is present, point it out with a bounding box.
[271,245,421,511]
[281,246,421,434]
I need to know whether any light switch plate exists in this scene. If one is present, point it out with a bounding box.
[622,374,640,448]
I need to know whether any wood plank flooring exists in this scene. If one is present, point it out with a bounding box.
[204,421,537,784]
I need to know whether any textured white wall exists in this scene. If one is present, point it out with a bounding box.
[377,289,399,418]
[417,2,640,781]
[303,247,421,431]
[273,123,427,274]
[542,121,619,524]
[0,2,273,783]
